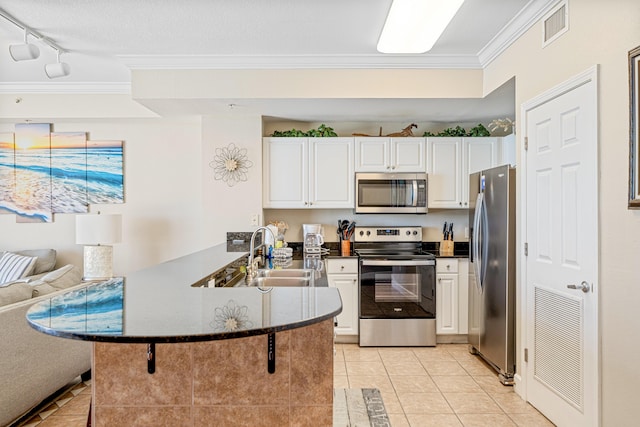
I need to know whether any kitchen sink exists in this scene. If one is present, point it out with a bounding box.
[255,269,314,279]
[247,269,315,287]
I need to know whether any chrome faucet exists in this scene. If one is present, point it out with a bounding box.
[247,226,275,281]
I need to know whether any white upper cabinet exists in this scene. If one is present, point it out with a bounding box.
[427,137,500,209]
[460,137,499,208]
[426,137,461,208]
[263,137,308,209]
[355,137,426,172]
[263,137,354,209]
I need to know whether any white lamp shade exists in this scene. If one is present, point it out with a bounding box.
[45,61,71,78]
[76,214,122,245]
[9,43,40,61]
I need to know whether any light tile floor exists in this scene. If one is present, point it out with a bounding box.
[20,344,555,427]
[334,343,556,427]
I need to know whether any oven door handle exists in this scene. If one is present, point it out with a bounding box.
[361,259,435,266]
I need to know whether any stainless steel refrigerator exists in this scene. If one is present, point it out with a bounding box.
[468,164,516,385]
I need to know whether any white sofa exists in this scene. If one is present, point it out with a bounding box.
[0,250,92,427]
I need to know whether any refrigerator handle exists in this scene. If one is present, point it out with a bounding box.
[472,193,484,290]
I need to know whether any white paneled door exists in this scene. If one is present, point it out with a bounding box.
[523,67,598,426]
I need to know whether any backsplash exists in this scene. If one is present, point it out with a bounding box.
[263,209,469,243]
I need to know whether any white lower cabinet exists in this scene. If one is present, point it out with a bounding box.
[326,258,358,341]
[436,258,469,339]
[436,259,459,334]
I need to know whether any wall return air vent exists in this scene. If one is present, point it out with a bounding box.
[543,1,568,47]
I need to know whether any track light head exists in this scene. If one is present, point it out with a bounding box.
[9,30,40,61]
[9,43,40,61]
[45,51,70,79]
[45,61,70,79]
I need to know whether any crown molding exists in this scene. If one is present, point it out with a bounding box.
[117,53,482,70]
[478,0,561,67]
[0,82,131,94]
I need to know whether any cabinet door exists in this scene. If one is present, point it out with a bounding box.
[309,138,354,208]
[263,138,308,208]
[500,133,516,167]
[436,273,459,334]
[391,138,426,172]
[427,137,462,208]
[461,137,499,208]
[328,274,359,336]
[464,137,499,174]
[354,137,390,172]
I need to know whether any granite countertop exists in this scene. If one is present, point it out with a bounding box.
[26,243,342,344]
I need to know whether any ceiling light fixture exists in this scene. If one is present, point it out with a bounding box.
[45,50,71,79]
[0,8,70,77]
[377,0,465,54]
[9,29,40,61]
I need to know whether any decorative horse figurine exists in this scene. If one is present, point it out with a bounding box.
[352,123,417,137]
[386,123,417,137]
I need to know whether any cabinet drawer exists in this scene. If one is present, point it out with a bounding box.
[436,258,459,273]
[326,258,358,274]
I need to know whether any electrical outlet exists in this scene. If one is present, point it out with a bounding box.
[464,227,469,239]
[250,214,260,226]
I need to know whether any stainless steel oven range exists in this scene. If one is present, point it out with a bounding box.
[355,226,436,347]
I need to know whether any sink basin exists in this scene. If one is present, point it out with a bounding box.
[255,269,314,279]
[248,269,315,287]
[248,276,313,287]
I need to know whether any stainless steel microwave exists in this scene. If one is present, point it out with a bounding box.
[355,172,428,214]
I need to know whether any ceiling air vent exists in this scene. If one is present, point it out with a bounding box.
[543,1,568,47]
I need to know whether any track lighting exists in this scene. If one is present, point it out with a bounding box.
[9,29,40,61]
[45,51,70,79]
[1,9,70,78]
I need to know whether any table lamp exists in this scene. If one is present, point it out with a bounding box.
[75,213,122,280]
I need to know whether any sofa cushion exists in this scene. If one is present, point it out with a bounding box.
[43,264,82,289]
[0,253,37,286]
[30,265,82,297]
[0,282,33,307]
[31,282,58,297]
[14,249,57,275]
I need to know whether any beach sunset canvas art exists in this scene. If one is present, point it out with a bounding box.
[86,140,124,205]
[14,123,53,223]
[0,123,124,223]
[51,132,89,213]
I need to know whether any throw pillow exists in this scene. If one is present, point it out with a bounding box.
[0,252,37,286]
[42,264,82,290]
[15,249,57,275]
[0,282,33,307]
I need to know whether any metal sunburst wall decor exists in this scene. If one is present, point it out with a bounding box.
[210,143,253,187]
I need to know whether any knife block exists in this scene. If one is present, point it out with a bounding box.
[439,240,454,256]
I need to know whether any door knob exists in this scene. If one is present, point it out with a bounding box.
[567,281,590,293]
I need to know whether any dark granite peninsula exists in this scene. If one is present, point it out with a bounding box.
[27,244,342,427]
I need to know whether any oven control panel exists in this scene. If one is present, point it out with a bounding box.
[354,226,422,242]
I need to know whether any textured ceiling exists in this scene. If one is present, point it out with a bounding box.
[0,0,540,122]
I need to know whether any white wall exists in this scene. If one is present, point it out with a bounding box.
[0,112,206,275]
[483,0,640,424]
[201,114,264,241]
